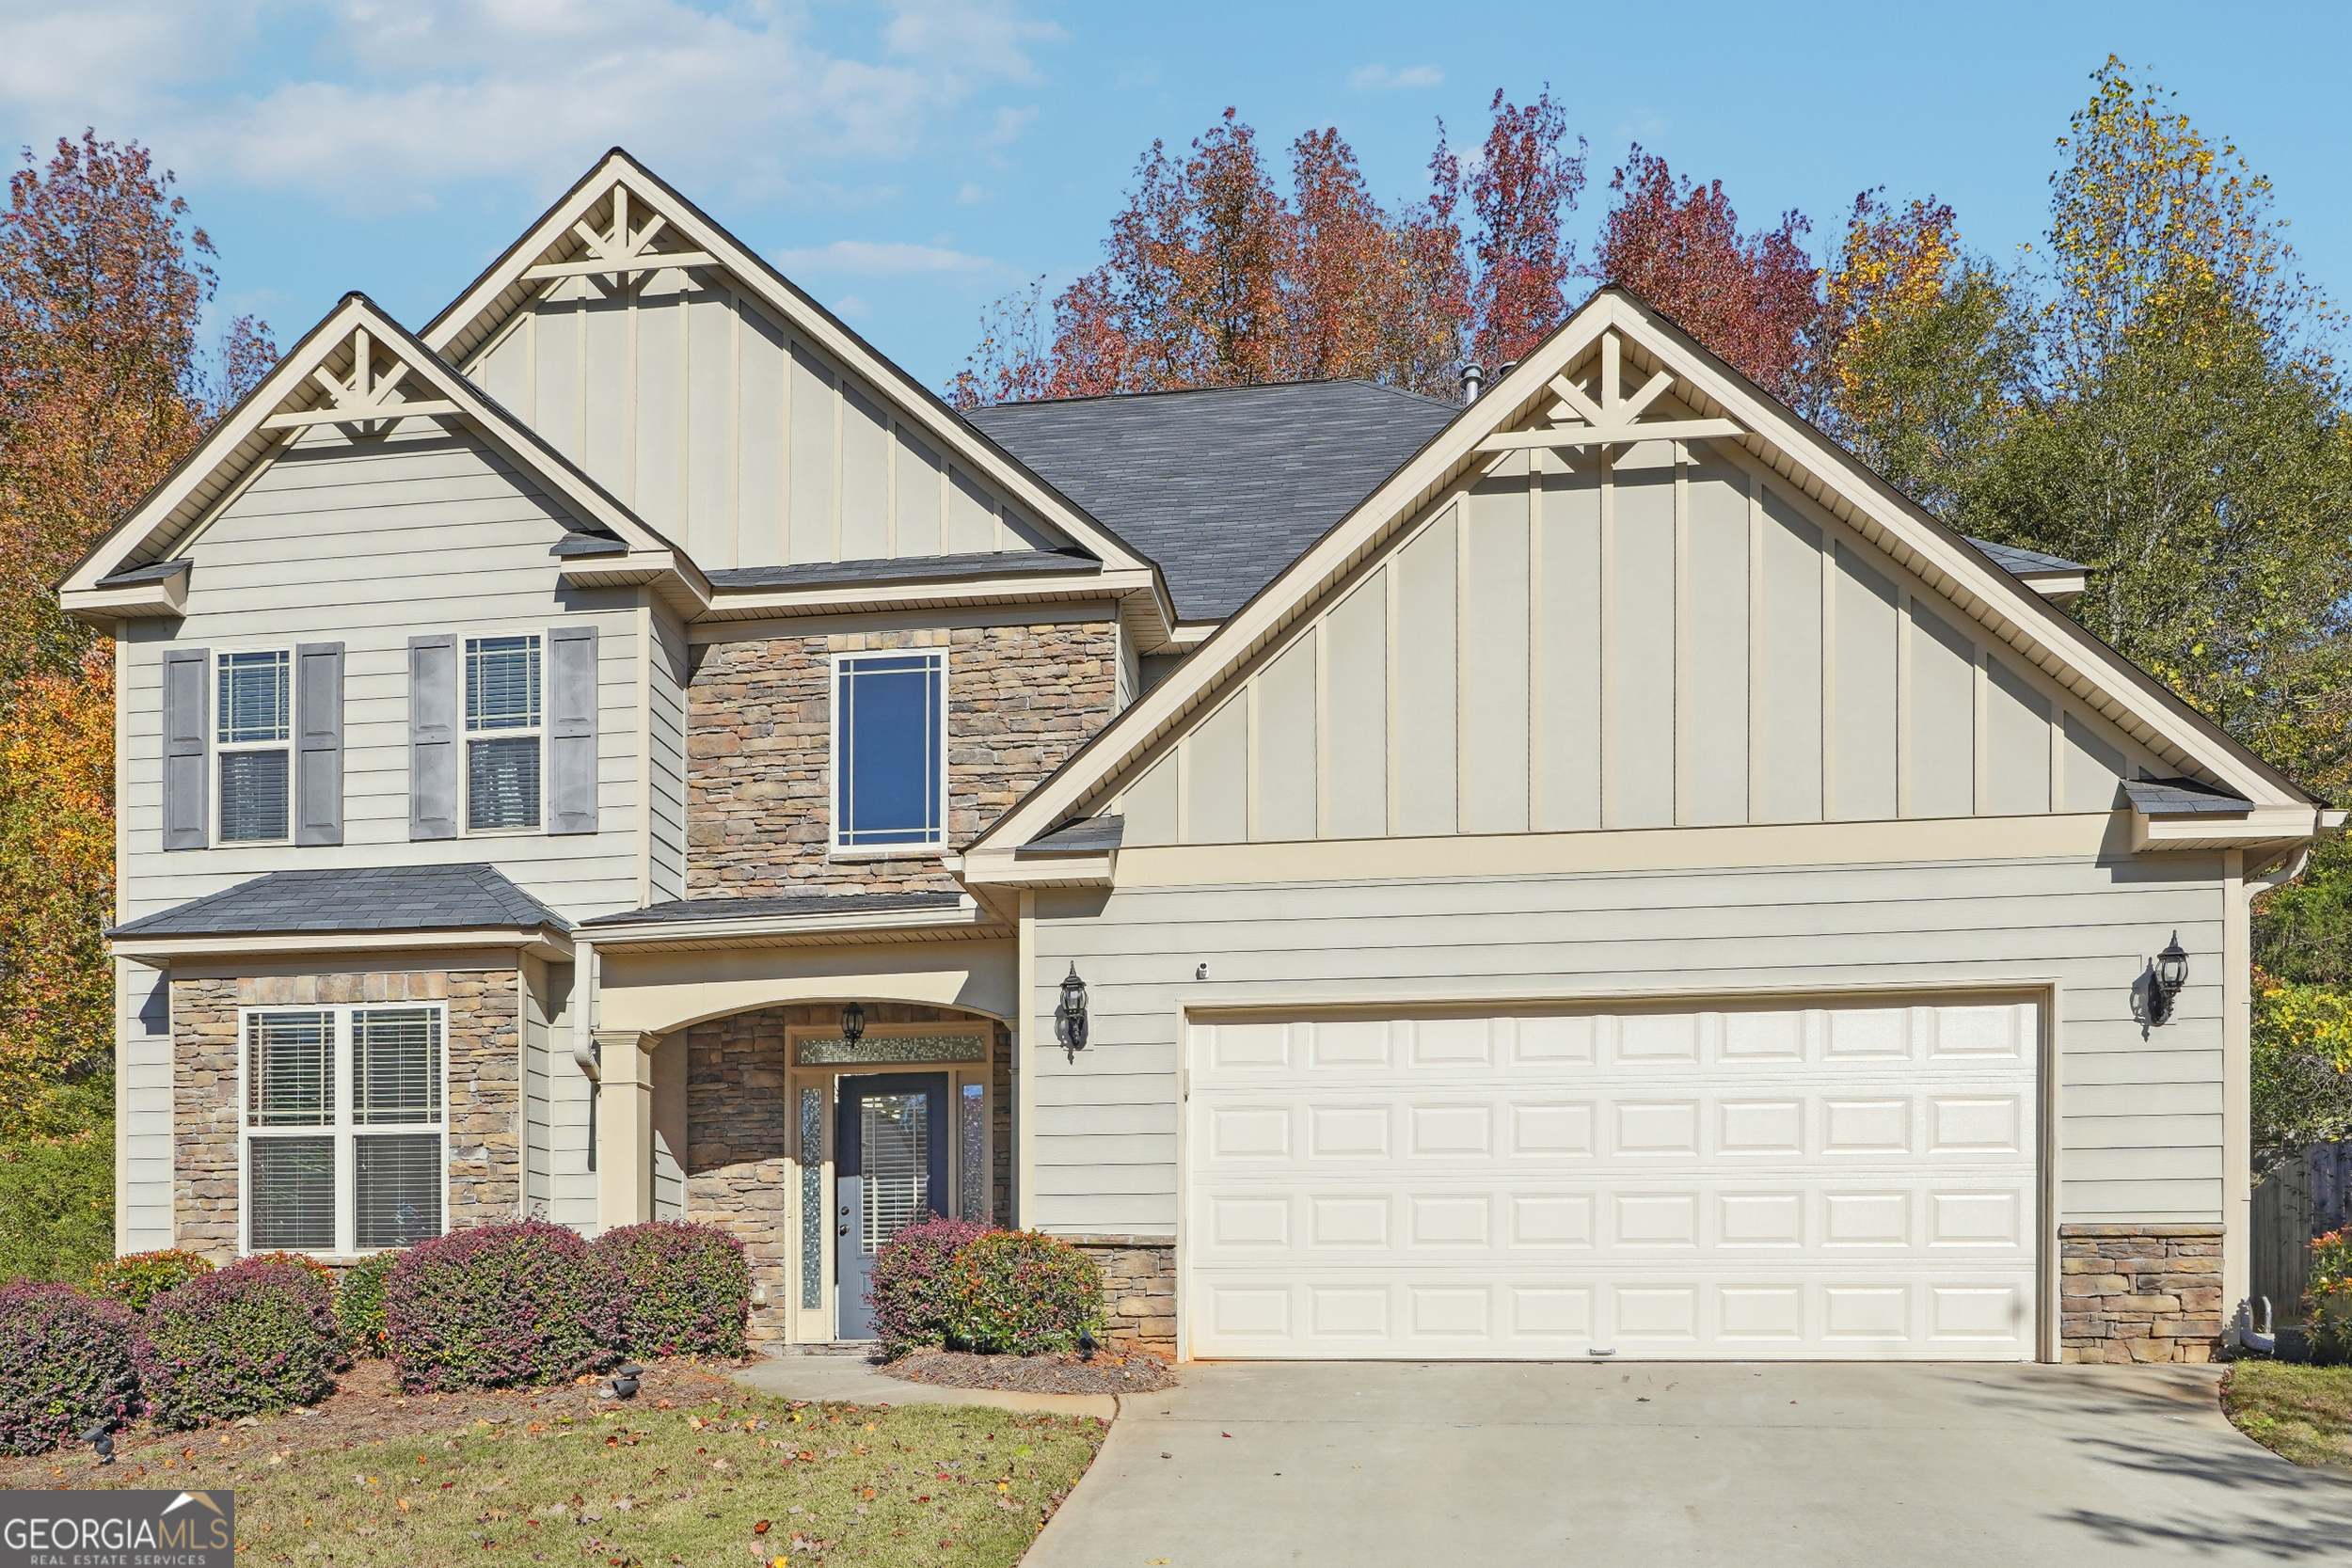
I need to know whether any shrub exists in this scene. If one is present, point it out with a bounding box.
[2310,1229,2352,1364]
[943,1230,1103,1356]
[86,1248,215,1312]
[246,1251,341,1300]
[0,1132,115,1286]
[136,1259,341,1428]
[339,1250,401,1358]
[0,1283,141,1454]
[593,1221,750,1358]
[385,1220,623,1391]
[868,1216,991,1356]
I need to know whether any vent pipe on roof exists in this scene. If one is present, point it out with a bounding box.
[1459,363,1484,403]
[1499,360,1518,378]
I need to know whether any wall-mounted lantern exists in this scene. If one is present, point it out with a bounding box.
[839,1001,866,1045]
[2150,932,2190,1026]
[1055,963,1089,1061]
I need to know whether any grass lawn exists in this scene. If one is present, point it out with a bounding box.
[31,1389,1105,1568]
[2222,1361,2352,1470]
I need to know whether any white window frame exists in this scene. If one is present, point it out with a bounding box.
[236,1004,450,1258]
[829,649,949,856]
[214,645,294,846]
[460,630,546,837]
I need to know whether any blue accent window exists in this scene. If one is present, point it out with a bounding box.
[834,652,946,848]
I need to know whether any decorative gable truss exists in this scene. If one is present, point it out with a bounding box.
[59,293,711,624]
[962,291,2333,880]
[421,152,1176,646]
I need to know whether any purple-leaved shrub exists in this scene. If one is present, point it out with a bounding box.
[868,1215,990,1356]
[135,1259,341,1428]
[385,1220,623,1391]
[592,1221,750,1359]
[0,1283,141,1454]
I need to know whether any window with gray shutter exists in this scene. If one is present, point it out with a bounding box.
[408,634,458,839]
[547,625,598,834]
[162,648,209,850]
[216,650,292,842]
[294,641,344,846]
[465,635,542,831]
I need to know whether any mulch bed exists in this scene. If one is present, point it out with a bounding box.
[881,1348,1178,1395]
[0,1355,749,1489]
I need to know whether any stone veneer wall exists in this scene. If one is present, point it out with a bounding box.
[171,968,522,1263]
[1067,1238,1176,1353]
[2058,1222,2225,1363]
[685,620,1120,895]
[681,1002,1011,1350]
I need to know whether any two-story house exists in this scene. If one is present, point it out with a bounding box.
[64,151,2336,1365]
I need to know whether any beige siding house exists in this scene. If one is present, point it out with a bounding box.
[65,151,2334,1366]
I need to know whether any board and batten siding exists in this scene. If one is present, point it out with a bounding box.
[1109,443,2153,845]
[1025,847,2230,1239]
[110,422,680,1248]
[465,273,1062,568]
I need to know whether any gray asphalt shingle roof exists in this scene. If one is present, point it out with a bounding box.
[967,380,1455,621]
[95,557,193,587]
[967,380,2089,622]
[109,864,570,938]
[1023,815,1124,853]
[579,891,964,927]
[706,549,1100,593]
[2120,777,2254,816]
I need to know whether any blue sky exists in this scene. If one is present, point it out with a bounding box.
[1,0,2344,392]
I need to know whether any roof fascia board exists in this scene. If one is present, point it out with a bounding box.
[1588,291,2303,806]
[694,566,1157,625]
[970,290,2307,854]
[61,564,188,624]
[111,927,571,968]
[419,151,1177,639]
[62,295,707,616]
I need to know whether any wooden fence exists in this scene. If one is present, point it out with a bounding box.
[2251,1142,2352,1323]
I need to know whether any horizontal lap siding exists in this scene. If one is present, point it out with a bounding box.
[1029,851,2229,1236]
[117,426,657,922]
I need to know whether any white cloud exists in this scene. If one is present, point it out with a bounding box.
[1348,62,1443,91]
[956,182,987,204]
[832,293,871,318]
[775,240,995,277]
[986,104,1039,145]
[0,0,1061,208]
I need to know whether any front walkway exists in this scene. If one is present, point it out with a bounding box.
[1025,1360,2352,1567]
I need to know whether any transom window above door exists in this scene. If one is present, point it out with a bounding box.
[216,649,291,842]
[833,651,946,849]
[466,634,542,832]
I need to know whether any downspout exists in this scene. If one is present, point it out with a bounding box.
[572,939,598,1180]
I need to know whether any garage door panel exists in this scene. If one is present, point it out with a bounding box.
[1186,999,2041,1361]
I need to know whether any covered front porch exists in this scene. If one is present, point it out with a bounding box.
[577,908,1020,1350]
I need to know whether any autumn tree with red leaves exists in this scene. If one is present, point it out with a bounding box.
[1590,144,1819,396]
[0,134,273,1149]
[1464,88,1583,372]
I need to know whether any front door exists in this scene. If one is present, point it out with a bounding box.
[834,1072,950,1339]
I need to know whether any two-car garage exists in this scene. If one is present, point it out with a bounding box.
[1184,998,2042,1361]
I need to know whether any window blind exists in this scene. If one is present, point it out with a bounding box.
[217,650,290,743]
[466,636,541,731]
[355,1134,441,1248]
[467,736,541,830]
[219,749,291,842]
[247,1011,333,1126]
[859,1092,930,1255]
[354,1008,440,1124]
[249,1137,334,1250]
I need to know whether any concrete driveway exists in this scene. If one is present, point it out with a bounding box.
[1025,1361,2352,1566]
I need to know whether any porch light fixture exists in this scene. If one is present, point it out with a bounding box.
[839,1002,866,1045]
[1055,963,1089,1062]
[2151,933,2190,1026]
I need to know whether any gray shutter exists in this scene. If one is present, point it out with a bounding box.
[294,641,344,846]
[547,624,599,835]
[162,648,209,850]
[407,633,458,840]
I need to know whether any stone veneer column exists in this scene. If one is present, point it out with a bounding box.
[170,977,243,1262]
[2058,1222,2226,1363]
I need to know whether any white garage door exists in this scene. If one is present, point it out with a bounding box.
[1185,999,2041,1360]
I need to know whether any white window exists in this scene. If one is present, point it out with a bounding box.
[242,1006,446,1255]
[216,649,291,843]
[465,634,542,832]
[832,650,946,850]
